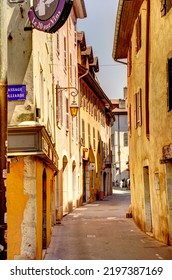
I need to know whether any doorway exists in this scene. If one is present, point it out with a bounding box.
[143,166,152,233]
[83,161,87,203]
[165,162,172,245]
[72,161,76,208]
[62,156,68,214]
[103,172,106,196]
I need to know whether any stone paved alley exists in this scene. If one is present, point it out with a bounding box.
[44,188,172,260]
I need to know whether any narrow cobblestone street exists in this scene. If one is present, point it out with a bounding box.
[44,188,172,260]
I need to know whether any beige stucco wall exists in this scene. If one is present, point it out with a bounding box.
[128,0,172,244]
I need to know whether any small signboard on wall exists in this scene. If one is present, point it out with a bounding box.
[8,85,26,101]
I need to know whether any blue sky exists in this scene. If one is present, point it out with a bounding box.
[77,0,127,100]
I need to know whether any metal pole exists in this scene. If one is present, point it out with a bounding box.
[0,0,7,260]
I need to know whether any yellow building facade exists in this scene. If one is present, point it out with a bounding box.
[113,0,172,244]
[78,33,113,203]
[5,0,87,259]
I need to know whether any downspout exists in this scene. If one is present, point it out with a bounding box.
[145,0,150,138]
[78,68,88,201]
[50,34,56,146]
[78,68,89,165]
[117,114,121,185]
[0,0,7,259]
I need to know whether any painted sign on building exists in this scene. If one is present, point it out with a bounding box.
[28,0,73,33]
[8,85,26,101]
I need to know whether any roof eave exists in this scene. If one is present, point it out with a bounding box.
[112,0,144,60]
[73,0,87,19]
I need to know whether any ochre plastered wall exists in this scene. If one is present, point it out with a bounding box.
[7,157,28,260]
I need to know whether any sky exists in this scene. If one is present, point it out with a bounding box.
[77,0,127,100]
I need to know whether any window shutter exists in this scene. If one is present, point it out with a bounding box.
[128,41,132,77]
[66,97,69,130]
[160,0,166,16]
[139,88,142,126]
[136,15,141,53]
[134,94,137,128]
[82,119,85,146]
[128,104,132,135]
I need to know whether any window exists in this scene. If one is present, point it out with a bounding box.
[82,119,85,146]
[56,85,63,127]
[128,41,132,77]
[161,0,172,16]
[111,134,114,147]
[124,132,128,147]
[70,53,72,84]
[64,36,67,72]
[134,88,142,128]
[72,117,74,138]
[88,123,91,147]
[93,127,96,150]
[76,114,79,142]
[136,15,141,53]
[168,56,172,111]
[74,31,77,46]
[128,104,132,135]
[66,97,69,131]
[56,32,60,57]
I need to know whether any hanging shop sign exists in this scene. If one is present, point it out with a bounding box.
[8,85,26,101]
[28,0,73,33]
[69,88,79,108]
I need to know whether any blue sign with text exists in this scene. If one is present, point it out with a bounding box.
[8,85,26,101]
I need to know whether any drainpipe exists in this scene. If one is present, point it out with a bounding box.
[78,68,89,201]
[145,0,150,138]
[78,68,89,165]
[117,114,121,185]
[0,0,7,259]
